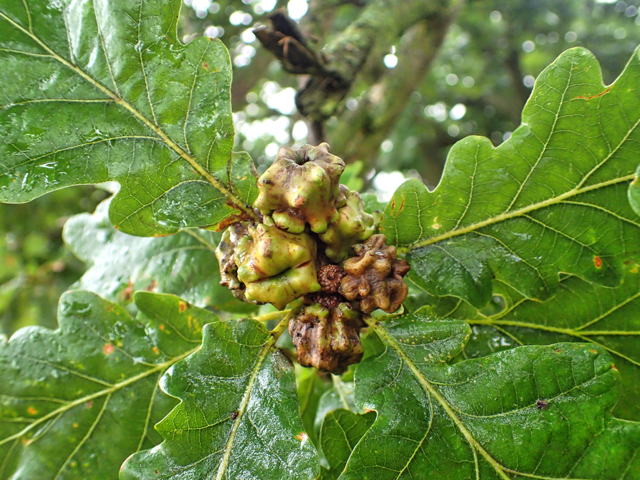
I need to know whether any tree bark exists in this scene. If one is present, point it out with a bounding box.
[327,5,459,164]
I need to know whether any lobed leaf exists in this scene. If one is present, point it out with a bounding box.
[319,409,374,480]
[0,0,257,236]
[435,261,640,420]
[341,312,640,479]
[382,47,640,307]
[0,290,205,479]
[120,309,319,480]
[63,196,256,314]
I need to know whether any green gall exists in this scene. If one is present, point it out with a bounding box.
[319,186,375,262]
[235,223,321,309]
[254,143,345,234]
[289,302,364,374]
[215,222,251,302]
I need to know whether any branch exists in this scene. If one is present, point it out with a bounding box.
[255,0,454,125]
[327,10,456,164]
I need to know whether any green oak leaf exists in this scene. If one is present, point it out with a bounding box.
[119,311,319,480]
[629,164,640,216]
[0,290,206,480]
[382,46,640,307]
[63,196,257,314]
[318,409,374,480]
[314,377,357,437]
[433,260,640,420]
[341,313,640,479]
[0,0,258,236]
[296,367,332,450]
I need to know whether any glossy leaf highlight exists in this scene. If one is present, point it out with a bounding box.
[0,0,257,235]
[120,313,318,480]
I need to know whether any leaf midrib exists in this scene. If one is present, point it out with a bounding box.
[0,9,257,221]
[0,346,198,448]
[400,173,635,254]
[213,336,275,480]
[369,318,613,480]
[365,317,512,480]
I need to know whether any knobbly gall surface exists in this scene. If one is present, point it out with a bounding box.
[319,186,375,262]
[289,302,363,374]
[340,234,411,313]
[216,144,410,373]
[254,143,345,234]
[235,223,321,309]
[215,222,250,302]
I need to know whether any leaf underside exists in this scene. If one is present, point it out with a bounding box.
[340,313,640,480]
[383,46,640,307]
[0,0,256,236]
[63,196,256,314]
[0,291,205,480]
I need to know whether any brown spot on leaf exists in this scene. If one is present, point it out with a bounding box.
[536,400,549,410]
[231,411,239,420]
[179,301,187,312]
[295,432,308,442]
[86,401,93,409]
[212,211,253,232]
[203,62,209,69]
[122,280,134,301]
[27,406,38,415]
[572,86,612,101]
[594,256,603,269]
[103,344,115,355]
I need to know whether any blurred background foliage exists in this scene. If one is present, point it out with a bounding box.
[1,0,639,334]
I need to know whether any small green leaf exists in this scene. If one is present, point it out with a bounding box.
[341,313,640,479]
[314,378,357,436]
[383,47,640,306]
[319,409,374,480]
[360,193,386,215]
[0,0,257,236]
[120,313,319,480]
[340,161,364,192]
[296,368,331,449]
[0,290,205,479]
[629,164,640,216]
[63,197,256,314]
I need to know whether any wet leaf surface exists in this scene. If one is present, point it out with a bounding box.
[342,312,640,479]
[0,0,257,236]
[120,303,318,480]
[0,291,205,479]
